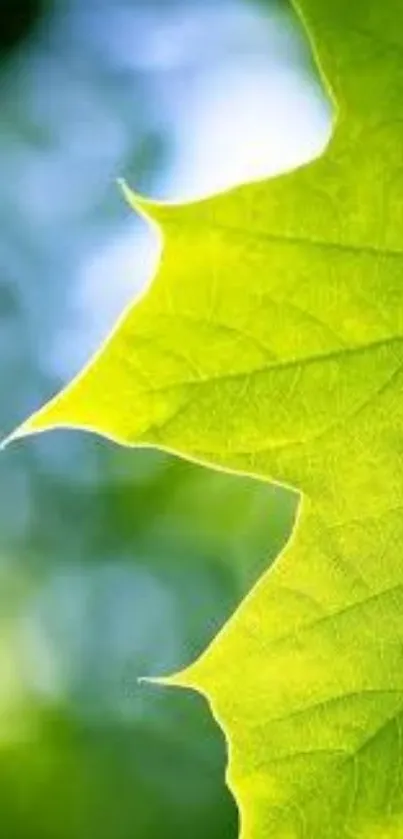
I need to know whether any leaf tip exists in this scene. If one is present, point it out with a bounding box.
[138,665,199,691]
[117,177,160,225]
[0,394,65,452]
[0,419,35,452]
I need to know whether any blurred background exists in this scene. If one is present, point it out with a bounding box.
[0,1,330,837]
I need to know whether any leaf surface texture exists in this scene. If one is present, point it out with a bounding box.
[10,1,403,836]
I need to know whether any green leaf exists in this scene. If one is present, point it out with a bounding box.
[7,0,403,836]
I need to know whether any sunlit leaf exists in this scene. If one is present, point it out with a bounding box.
[7,0,403,835]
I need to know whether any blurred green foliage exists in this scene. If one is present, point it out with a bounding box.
[0,435,296,839]
[0,0,45,58]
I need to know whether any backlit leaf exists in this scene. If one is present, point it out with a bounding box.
[7,0,403,836]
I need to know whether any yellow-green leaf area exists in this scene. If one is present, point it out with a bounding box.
[9,0,403,837]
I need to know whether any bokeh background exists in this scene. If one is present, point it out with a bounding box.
[0,1,330,837]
